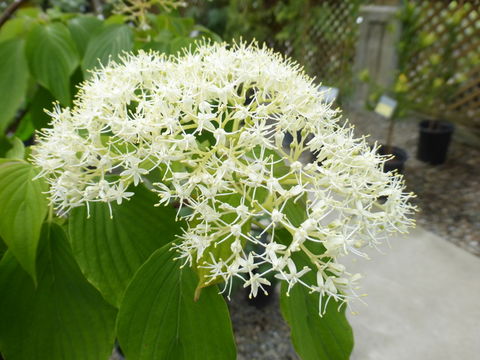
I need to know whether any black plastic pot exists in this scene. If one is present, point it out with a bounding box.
[417,120,454,165]
[378,145,408,174]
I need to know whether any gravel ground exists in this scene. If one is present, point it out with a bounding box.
[229,288,298,360]
[346,108,480,257]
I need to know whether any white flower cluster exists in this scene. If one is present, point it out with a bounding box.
[33,42,416,313]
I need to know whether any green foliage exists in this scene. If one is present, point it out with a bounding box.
[69,184,182,307]
[270,199,354,360]
[275,229,354,360]
[280,262,354,360]
[82,24,133,78]
[117,243,237,360]
[26,23,79,105]
[0,4,357,360]
[0,223,117,360]
[4,137,25,160]
[0,5,220,139]
[0,160,48,282]
[0,8,39,43]
[0,39,28,133]
[67,15,103,56]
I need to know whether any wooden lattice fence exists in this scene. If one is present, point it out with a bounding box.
[401,0,480,134]
[214,0,480,140]
[222,0,370,93]
[278,0,365,92]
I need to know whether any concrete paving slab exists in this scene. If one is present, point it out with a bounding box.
[345,227,480,360]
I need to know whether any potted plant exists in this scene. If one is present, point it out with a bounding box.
[374,94,408,174]
[359,1,472,168]
[359,68,409,174]
[395,1,472,165]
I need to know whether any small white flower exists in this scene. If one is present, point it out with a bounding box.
[244,274,271,298]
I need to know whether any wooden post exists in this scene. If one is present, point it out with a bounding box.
[351,4,401,109]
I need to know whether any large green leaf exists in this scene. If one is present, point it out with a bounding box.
[69,184,182,307]
[117,243,237,360]
[0,160,48,282]
[0,12,38,43]
[82,24,133,78]
[67,15,103,57]
[26,23,79,105]
[0,38,29,133]
[280,280,354,360]
[0,18,28,42]
[278,228,354,360]
[0,223,117,360]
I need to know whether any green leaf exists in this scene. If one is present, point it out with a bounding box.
[26,23,79,105]
[117,243,236,360]
[154,14,194,36]
[5,137,25,160]
[0,38,29,133]
[0,10,39,42]
[69,184,182,307]
[14,114,35,141]
[278,230,354,360]
[283,195,308,227]
[68,15,103,57]
[0,236,6,259]
[0,18,28,42]
[105,14,127,25]
[0,160,48,282]
[0,223,117,360]
[82,24,133,78]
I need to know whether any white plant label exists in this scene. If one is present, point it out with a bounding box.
[375,95,397,119]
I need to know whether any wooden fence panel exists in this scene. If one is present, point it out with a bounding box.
[402,0,480,131]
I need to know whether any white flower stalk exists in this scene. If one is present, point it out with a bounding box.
[32,42,416,314]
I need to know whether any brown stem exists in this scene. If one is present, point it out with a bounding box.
[0,0,27,29]
[385,118,395,154]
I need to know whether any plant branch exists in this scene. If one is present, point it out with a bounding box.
[0,0,27,29]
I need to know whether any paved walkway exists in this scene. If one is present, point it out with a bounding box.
[346,227,480,360]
